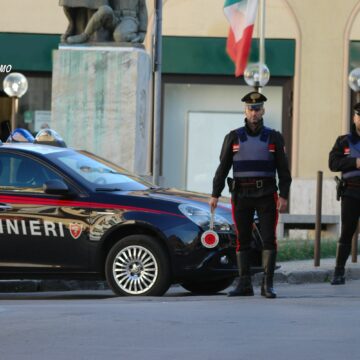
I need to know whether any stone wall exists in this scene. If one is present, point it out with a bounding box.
[51,46,151,174]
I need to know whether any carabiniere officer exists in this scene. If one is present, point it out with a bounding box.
[329,102,360,285]
[209,91,292,298]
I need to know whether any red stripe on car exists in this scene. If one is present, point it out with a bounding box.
[0,195,185,218]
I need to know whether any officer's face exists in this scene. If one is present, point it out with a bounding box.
[245,105,265,130]
[354,113,360,135]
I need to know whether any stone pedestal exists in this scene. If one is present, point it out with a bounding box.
[51,46,151,174]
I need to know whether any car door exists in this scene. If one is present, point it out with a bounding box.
[0,151,91,271]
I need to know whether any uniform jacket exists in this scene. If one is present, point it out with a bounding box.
[211,121,292,199]
[329,124,360,199]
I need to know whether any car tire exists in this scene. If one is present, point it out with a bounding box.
[105,235,171,296]
[181,278,235,295]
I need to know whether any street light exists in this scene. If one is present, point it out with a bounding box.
[3,72,28,131]
[244,62,270,92]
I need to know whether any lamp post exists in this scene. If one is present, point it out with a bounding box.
[3,72,28,132]
[244,0,269,92]
[152,0,163,185]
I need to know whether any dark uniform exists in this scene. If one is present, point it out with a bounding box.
[329,104,360,285]
[211,92,291,298]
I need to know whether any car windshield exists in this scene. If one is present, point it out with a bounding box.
[50,149,154,191]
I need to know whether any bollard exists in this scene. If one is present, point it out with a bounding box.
[351,220,359,263]
[314,171,323,267]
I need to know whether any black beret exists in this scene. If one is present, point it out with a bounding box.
[353,102,360,115]
[241,91,267,106]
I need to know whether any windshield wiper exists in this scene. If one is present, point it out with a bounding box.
[95,187,123,192]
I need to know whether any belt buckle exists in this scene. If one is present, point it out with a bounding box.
[256,180,263,189]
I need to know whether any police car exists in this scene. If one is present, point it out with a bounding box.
[0,129,262,296]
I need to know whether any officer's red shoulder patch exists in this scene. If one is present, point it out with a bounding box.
[232,144,240,152]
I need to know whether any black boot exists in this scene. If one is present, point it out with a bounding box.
[228,251,254,296]
[261,250,277,299]
[331,267,345,285]
[330,243,351,286]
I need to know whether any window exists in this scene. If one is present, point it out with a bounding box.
[0,153,63,193]
[53,151,150,191]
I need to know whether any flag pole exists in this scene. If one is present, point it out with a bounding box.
[152,0,163,185]
[258,0,266,93]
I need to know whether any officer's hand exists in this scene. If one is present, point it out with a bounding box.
[277,197,288,212]
[209,197,219,212]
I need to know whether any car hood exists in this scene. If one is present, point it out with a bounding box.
[146,188,233,220]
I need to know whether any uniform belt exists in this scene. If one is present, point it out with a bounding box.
[235,178,275,189]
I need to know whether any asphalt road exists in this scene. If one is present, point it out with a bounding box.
[0,281,360,360]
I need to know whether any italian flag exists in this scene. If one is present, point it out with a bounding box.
[224,0,259,77]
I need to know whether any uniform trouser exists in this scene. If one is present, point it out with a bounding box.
[337,196,360,267]
[231,192,279,251]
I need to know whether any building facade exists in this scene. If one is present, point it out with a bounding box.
[1,0,360,217]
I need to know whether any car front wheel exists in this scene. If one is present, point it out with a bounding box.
[105,235,171,296]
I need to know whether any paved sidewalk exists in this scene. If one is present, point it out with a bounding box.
[1,258,360,292]
[272,257,360,284]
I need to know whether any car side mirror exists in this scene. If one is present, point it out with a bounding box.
[43,179,72,196]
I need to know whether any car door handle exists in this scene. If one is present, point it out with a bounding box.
[0,203,12,212]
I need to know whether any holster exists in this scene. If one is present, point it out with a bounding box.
[227,177,235,193]
[334,176,346,201]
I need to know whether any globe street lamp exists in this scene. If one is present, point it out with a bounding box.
[3,72,28,131]
[244,62,270,92]
[348,68,360,102]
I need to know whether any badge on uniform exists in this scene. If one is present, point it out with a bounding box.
[232,144,240,152]
[268,144,275,152]
[344,147,350,155]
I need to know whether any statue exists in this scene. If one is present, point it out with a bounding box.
[59,0,111,43]
[60,0,148,45]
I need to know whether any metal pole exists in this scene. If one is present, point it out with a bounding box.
[10,96,18,132]
[152,0,163,185]
[351,220,359,263]
[258,0,265,92]
[356,91,360,103]
[314,171,323,267]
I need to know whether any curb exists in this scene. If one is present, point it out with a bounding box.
[251,265,360,286]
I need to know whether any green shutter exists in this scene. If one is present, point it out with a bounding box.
[0,33,60,72]
[349,41,360,70]
[163,36,295,77]
[0,33,295,76]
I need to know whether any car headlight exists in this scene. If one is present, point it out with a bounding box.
[178,204,232,231]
